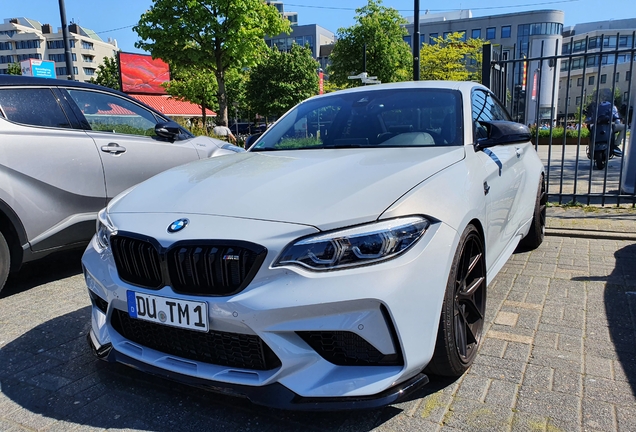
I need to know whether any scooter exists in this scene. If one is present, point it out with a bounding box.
[586,120,625,170]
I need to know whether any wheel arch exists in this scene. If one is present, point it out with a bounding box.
[0,198,27,272]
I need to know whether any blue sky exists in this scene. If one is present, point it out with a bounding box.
[2,0,631,53]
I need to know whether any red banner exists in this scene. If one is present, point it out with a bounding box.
[319,71,324,95]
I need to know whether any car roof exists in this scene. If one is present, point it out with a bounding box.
[311,80,485,101]
[0,75,176,123]
[0,74,117,91]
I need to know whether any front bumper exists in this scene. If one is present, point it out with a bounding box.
[88,330,429,411]
[82,213,459,407]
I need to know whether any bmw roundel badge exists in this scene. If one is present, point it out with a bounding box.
[168,218,189,233]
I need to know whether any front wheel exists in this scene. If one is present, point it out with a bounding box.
[595,152,606,170]
[426,225,487,377]
[0,231,9,293]
[519,176,546,250]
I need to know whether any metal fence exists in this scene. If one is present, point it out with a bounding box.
[483,34,636,207]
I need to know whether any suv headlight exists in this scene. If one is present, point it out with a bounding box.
[96,208,117,251]
[274,216,430,271]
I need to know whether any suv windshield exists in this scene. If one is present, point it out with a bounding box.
[251,88,463,151]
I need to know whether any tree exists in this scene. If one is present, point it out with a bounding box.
[328,0,411,87]
[419,32,484,81]
[89,56,120,90]
[247,45,319,119]
[135,0,290,127]
[163,65,218,126]
[7,63,21,75]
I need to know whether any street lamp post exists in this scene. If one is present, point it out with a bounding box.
[413,0,420,80]
[57,0,75,80]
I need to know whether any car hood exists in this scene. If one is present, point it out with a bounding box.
[109,147,465,230]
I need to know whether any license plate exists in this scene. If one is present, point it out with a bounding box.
[126,291,208,332]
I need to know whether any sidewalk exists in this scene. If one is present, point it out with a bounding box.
[547,206,636,240]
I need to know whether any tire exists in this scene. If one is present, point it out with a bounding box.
[426,225,487,377]
[0,231,9,294]
[595,153,606,170]
[519,177,546,250]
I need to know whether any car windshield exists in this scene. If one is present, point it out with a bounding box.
[250,88,463,151]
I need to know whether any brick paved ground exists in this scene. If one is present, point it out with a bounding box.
[0,209,635,431]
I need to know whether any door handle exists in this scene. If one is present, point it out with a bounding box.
[101,143,127,154]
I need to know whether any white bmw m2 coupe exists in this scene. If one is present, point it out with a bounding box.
[82,81,545,410]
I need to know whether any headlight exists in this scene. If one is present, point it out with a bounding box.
[274,216,430,271]
[96,208,117,251]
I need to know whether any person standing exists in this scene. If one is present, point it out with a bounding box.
[212,121,237,144]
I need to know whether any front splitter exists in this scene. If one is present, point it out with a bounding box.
[87,332,429,411]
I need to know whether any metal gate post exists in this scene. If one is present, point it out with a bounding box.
[482,43,492,89]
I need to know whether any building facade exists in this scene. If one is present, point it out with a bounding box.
[404,10,565,125]
[265,24,335,61]
[557,18,636,123]
[0,17,118,82]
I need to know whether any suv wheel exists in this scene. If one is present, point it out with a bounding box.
[0,231,9,293]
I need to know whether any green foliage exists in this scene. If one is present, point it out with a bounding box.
[89,56,120,90]
[419,32,484,81]
[7,63,21,75]
[163,64,218,125]
[530,126,590,139]
[328,0,411,87]
[276,137,322,149]
[135,0,290,126]
[247,44,319,118]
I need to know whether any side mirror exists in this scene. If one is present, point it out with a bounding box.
[245,132,263,150]
[475,121,531,150]
[155,121,181,141]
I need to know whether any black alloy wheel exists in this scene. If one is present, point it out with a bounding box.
[427,225,487,377]
[453,230,487,364]
[519,176,546,250]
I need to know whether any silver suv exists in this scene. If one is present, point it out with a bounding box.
[0,75,242,292]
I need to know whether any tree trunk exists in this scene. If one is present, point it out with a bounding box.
[215,69,228,127]
[201,103,207,129]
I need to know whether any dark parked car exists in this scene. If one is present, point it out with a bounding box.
[0,75,243,292]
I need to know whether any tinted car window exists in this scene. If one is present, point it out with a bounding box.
[0,88,72,128]
[472,90,511,140]
[252,88,463,150]
[67,89,160,137]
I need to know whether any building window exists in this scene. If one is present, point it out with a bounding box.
[429,33,438,44]
[576,96,581,106]
[403,35,411,47]
[443,32,451,40]
[471,29,481,39]
[501,26,511,38]
[83,68,95,75]
[420,35,426,46]
[562,43,571,54]
[47,40,75,49]
[486,27,496,39]
[81,41,94,50]
[577,77,583,86]
[600,74,607,84]
[573,40,586,52]
[48,53,77,62]
[459,31,466,42]
[615,72,619,83]
[627,71,631,82]
[56,66,79,76]
[588,75,595,85]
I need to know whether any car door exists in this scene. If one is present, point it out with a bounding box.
[64,88,201,199]
[472,90,528,266]
[0,86,106,251]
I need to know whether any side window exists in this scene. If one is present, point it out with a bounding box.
[0,88,72,128]
[66,89,160,137]
[471,90,510,141]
